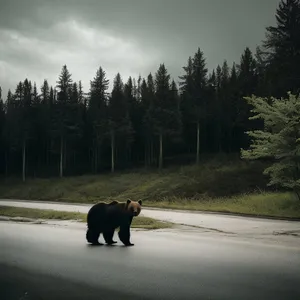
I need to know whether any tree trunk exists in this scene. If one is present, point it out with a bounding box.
[144,140,147,168]
[150,138,154,166]
[295,190,300,201]
[94,145,98,174]
[196,122,200,165]
[159,133,163,170]
[22,139,26,182]
[228,128,233,153]
[89,147,93,173]
[46,139,49,166]
[127,144,131,165]
[63,139,67,170]
[5,150,8,177]
[73,151,76,170]
[111,130,115,173]
[59,135,63,178]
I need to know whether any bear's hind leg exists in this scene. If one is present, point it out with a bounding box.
[103,227,117,245]
[86,228,103,245]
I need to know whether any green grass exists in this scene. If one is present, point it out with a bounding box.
[0,206,172,229]
[144,192,300,219]
[0,156,299,219]
[0,157,269,202]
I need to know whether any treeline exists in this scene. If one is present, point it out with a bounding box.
[0,0,299,179]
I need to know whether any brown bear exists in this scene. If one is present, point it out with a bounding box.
[86,199,142,246]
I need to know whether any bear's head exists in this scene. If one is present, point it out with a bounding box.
[126,199,142,217]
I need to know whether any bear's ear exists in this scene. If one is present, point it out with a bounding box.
[138,200,142,206]
[126,199,131,204]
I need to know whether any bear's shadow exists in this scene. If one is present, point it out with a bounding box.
[87,243,134,248]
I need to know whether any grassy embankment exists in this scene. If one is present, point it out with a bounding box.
[0,205,171,229]
[0,156,300,219]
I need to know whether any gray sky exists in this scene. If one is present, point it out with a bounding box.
[0,0,280,98]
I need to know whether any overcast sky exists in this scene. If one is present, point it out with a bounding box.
[0,0,280,98]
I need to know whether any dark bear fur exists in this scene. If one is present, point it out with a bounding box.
[86,199,142,246]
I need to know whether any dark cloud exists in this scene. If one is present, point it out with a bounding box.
[0,0,281,98]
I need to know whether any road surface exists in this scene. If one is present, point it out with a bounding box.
[1,220,300,300]
[1,199,300,247]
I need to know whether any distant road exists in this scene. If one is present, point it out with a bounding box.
[1,221,300,300]
[1,199,300,247]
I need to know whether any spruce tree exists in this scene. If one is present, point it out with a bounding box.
[178,56,194,154]
[0,87,5,174]
[53,65,73,177]
[142,73,156,167]
[41,80,50,104]
[88,66,109,173]
[192,48,208,161]
[219,60,231,152]
[227,63,240,152]
[12,79,33,181]
[153,64,181,169]
[241,92,300,199]
[3,90,14,176]
[124,76,142,164]
[236,47,258,149]
[179,49,209,162]
[262,0,300,96]
[40,80,53,169]
[108,73,133,172]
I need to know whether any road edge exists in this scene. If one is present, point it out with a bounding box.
[1,198,300,222]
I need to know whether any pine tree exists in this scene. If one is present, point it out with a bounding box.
[179,48,209,162]
[255,46,272,97]
[108,73,133,172]
[140,78,150,166]
[169,79,182,143]
[53,65,73,177]
[142,73,156,167]
[262,0,300,96]
[227,63,240,152]
[178,56,193,95]
[0,87,5,174]
[9,79,34,181]
[124,76,141,164]
[153,64,181,169]
[0,87,3,128]
[3,90,14,176]
[49,86,55,105]
[178,56,194,154]
[236,47,258,149]
[154,64,170,169]
[78,80,85,106]
[238,47,257,95]
[137,75,142,102]
[66,81,83,171]
[32,82,40,106]
[193,48,209,160]
[88,66,109,173]
[56,65,72,102]
[41,80,50,104]
[219,60,232,152]
[241,92,300,199]
[39,80,53,170]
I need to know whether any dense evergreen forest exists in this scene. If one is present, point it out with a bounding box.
[0,0,299,180]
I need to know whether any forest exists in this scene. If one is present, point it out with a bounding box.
[0,0,299,181]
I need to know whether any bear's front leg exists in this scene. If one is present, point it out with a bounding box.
[118,222,134,246]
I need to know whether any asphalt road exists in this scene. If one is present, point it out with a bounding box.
[1,199,300,248]
[1,221,300,300]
